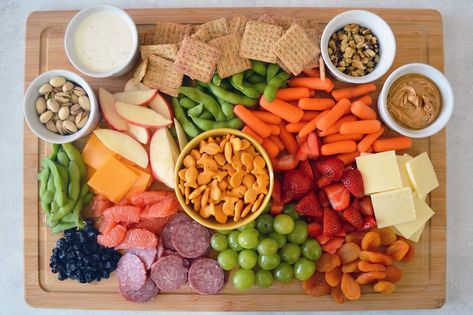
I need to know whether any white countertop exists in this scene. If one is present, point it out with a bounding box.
[2,0,472,314]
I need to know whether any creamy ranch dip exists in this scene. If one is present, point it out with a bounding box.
[73,10,133,73]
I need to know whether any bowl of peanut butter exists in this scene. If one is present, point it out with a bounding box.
[378,63,453,138]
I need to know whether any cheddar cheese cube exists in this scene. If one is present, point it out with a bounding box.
[82,134,117,170]
[123,162,153,200]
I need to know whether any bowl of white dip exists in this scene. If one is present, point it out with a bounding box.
[64,5,138,78]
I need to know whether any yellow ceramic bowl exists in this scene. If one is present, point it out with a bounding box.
[174,128,274,230]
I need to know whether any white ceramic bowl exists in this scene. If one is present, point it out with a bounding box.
[24,69,99,144]
[378,63,453,138]
[321,10,396,83]
[64,5,138,78]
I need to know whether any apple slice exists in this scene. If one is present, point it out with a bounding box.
[125,124,151,144]
[115,101,172,129]
[98,87,128,131]
[114,89,157,105]
[173,118,188,151]
[94,129,148,168]
[124,79,149,92]
[150,128,179,188]
[149,92,173,121]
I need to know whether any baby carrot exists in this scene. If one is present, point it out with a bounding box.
[316,98,351,131]
[358,127,385,152]
[351,101,377,120]
[262,138,280,158]
[298,110,329,138]
[276,87,310,101]
[300,111,320,122]
[323,133,364,144]
[318,114,357,137]
[270,135,285,151]
[309,90,316,97]
[332,83,377,101]
[298,98,336,110]
[302,68,320,77]
[336,151,361,165]
[252,111,282,124]
[242,126,263,143]
[372,136,412,152]
[269,124,280,135]
[339,120,381,135]
[279,123,299,155]
[354,95,372,106]
[289,77,335,92]
[286,122,306,133]
[260,97,304,123]
[234,105,271,138]
[321,140,358,155]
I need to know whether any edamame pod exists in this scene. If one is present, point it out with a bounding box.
[191,116,243,130]
[41,201,51,217]
[253,82,267,94]
[172,97,200,138]
[230,76,260,98]
[72,184,88,228]
[231,73,244,88]
[41,158,67,207]
[67,161,81,201]
[61,212,75,223]
[208,83,258,107]
[244,70,254,79]
[217,97,236,119]
[50,144,60,160]
[179,87,225,121]
[179,97,198,109]
[57,151,70,168]
[266,64,281,82]
[52,222,77,234]
[56,164,69,186]
[251,60,267,76]
[187,103,204,117]
[83,192,94,205]
[212,73,222,86]
[264,71,291,102]
[247,74,265,83]
[199,110,213,119]
[62,143,86,179]
[38,168,50,200]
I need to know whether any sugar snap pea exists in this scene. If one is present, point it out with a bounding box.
[208,83,257,107]
[230,76,260,98]
[266,63,281,82]
[179,87,225,121]
[264,71,291,102]
[179,97,198,109]
[251,60,267,77]
[187,103,204,117]
[247,74,265,83]
[51,222,77,235]
[191,116,243,130]
[57,151,70,168]
[62,143,86,179]
[50,144,60,160]
[172,97,200,138]
[41,158,67,207]
[199,110,213,119]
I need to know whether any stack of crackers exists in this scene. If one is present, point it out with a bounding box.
[134,15,322,97]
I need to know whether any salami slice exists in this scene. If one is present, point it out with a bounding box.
[156,239,165,261]
[119,278,159,303]
[188,258,224,295]
[124,247,157,270]
[150,255,188,292]
[171,221,210,258]
[161,249,191,268]
[117,253,147,291]
[161,213,191,250]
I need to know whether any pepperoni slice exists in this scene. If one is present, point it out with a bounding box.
[116,253,147,291]
[150,255,188,292]
[188,258,224,295]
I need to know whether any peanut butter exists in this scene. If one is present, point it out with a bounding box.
[387,74,441,129]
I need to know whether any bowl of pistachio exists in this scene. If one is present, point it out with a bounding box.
[24,69,99,144]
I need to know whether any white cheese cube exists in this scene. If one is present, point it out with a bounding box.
[394,194,434,239]
[396,154,413,189]
[371,187,416,228]
[356,151,403,194]
[405,152,439,198]
[408,223,425,243]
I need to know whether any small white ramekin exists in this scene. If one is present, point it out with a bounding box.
[64,5,138,78]
[24,69,99,144]
[321,10,396,84]
[378,63,454,138]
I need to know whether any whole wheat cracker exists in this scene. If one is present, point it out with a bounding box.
[197,17,229,40]
[209,33,252,79]
[229,15,248,34]
[143,55,183,97]
[140,44,179,61]
[275,17,311,30]
[133,58,148,85]
[153,21,192,44]
[258,13,277,25]
[191,27,212,42]
[239,20,283,63]
[303,28,322,69]
[139,29,156,45]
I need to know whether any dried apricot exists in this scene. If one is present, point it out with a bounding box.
[373,280,396,294]
[386,240,410,261]
[361,231,381,251]
[384,265,403,283]
[378,227,397,246]
[331,285,346,304]
[337,242,361,264]
[345,231,365,245]
[401,239,416,263]
[316,253,341,273]
[356,271,386,285]
[341,273,361,300]
[325,266,342,287]
[358,261,386,272]
[359,251,393,265]
[303,272,331,296]
[341,260,360,273]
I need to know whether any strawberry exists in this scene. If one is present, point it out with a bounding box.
[296,142,309,161]
[333,229,346,237]
[271,199,284,216]
[307,222,323,238]
[274,154,298,171]
[316,175,332,189]
[315,157,344,182]
[310,160,321,180]
[295,191,323,218]
[322,237,345,254]
[298,160,313,180]
[323,208,343,236]
[315,234,332,245]
[361,215,377,231]
[343,222,357,233]
[318,190,330,208]
[343,207,364,229]
[272,178,282,203]
[351,198,361,210]
[340,169,365,198]
[323,184,351,211]
[306,132,320,159]
[360,196,374,216]
[282,169,312,201]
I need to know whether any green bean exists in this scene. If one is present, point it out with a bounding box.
[83,192,94,205]
[179,97,198,109]
[57,151,70,168]
[179,87,225,121]
[266,63,281,82]
[199,110,213,119]
[51,222,77,234]
[231,73,244,88]
[208,83,257,107]
[50,144,60,161]
[230,77,260,98]
[172,97,200,138]
[264,71,291,102]
[187,103,204,117]
[41,158,67,207]
[217,97,236,119]
[244,70,254,79]
[191,117,243,130]
[67,161,81,201]
[251,60,267,76]
[212,73,222,86]
[253,82,267,94]
[41,201,51,217]
[61,143,86,179]
[247,74,265,83]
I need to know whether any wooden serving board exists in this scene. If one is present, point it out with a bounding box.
[24,8,446,311]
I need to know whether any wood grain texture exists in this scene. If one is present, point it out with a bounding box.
[24,7,446,311]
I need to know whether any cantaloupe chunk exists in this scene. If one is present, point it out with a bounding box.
[82,134,117,170]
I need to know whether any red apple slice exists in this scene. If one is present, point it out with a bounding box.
[173,118,188,151]
[125,124,151,145]
[150,128,179,188]
[98,87,128,131]
[114,89,157,105]
[148,92,174,121]
[124,79,149,92]
[115,101,172,129]
[94,129,148,168]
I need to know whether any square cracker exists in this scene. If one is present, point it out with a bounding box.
[229,15,247,34]
[153,21,192,44]
[139,29,156,45]
[275,17,311,30]
[133,58,148,84]
[174,36,221,83]
[209,33,252,79]
[143,55,183,97]
[274,24,320,75]
[191,27,212,42]
[239,20,283,63]
[140,44,179,61]
[258,13,277,25]
[197,17,229,40]
[302,28,322,69]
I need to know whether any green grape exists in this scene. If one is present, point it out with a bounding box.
[256,213,274,234]
[238,228,259,249]
[232,268,255,291]
[269,231,287,248]
[217,229,232,235]
[287,220,308,245]
[257,238,278,256]
[280,243,301,264]
[293,257,316,281]
[228,230,243,251]
[273,214,295,235]
[301,239,322,261]
[256,269,273,288]
[238,249,258,269]
[238,220,256,231]
[217,249,238,271]
[258,254,281,270]
[210,233,228,252]
[283,203,300,220]
[273,262,293,283]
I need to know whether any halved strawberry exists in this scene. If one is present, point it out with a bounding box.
[307,222,323,238]
[274,154,298,171]
[283,169,312,201]
[317,175,332,188]
[323,184,351,211]
[272,178,282,203]
[296,142,309,161]
[343,222,357,233]
[315,234,332,245]
[323,208,343,236]
[271,199,284,216]
[351,198,361,210]
[318,190,330,208]
[343,207,363,229]
[306,132,320,159]
[340,169,365,198]
[361,215,377,231]
[310,160,321,180]
[298,160,313,180]
[295,191,323,218]
[315,157,344,182]
[360,196,374,216]
[322,237,345,254]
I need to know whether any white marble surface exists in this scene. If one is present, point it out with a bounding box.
[1,0,472,314]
